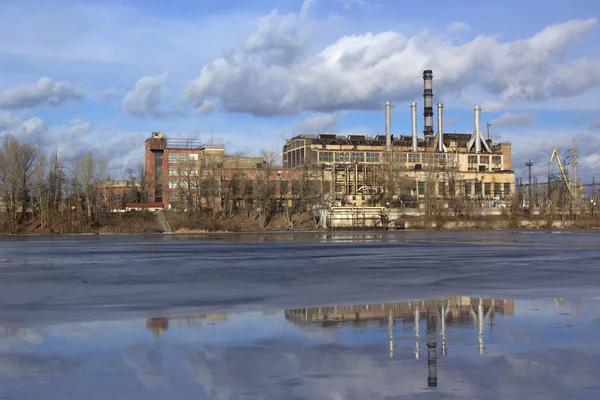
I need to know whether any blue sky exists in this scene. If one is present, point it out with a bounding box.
[0,0,599,181]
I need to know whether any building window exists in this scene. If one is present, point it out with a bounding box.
[169,179,178,189]
[366,152,380,162]
[353,152,365,162]
[479,155,489,164]
[168,166,177,176]
[494,183,501,196]
[320,151,333,162]
[468,155,477,171]
[394,153,407,163]
[438,182,446,196]
[408,153,420,163]
[189,153,198,161]
[336,152,350,162]
[279,180,288,195]
[484,183,491,196]
[417,181,425,195]
[465,183,471,195]
[168,153,188,163]
[504,183,511,195]
[435,154,446,163]
[422,153,434,164]
[492,155,501,164]
[475,182,482,195]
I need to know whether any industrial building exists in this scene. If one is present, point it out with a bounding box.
[283,70,515,206]
[143,70,515,211]
[144,133,267,208]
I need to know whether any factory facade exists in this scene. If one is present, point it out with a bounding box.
[142,70,515,210]
[284,71,514,206]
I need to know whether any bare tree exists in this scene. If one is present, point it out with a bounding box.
[73,152,108,218]
[254,149,278,227]
[0,137,42,224]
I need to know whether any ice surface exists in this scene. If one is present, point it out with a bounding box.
[1,230,600,326]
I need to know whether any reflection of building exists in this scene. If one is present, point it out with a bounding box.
[284,297,513,328]
[286,297,514,388]
[145,313,228,336]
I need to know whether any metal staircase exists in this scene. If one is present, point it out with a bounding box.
[155,210,172,233]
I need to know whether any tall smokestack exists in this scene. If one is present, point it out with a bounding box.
[474,106,481,153]
[411,102,418,152]
[385,101,392,151]
[437,103,444,152]
[423,70,434,139]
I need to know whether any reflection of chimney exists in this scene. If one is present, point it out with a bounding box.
[414,307,421,359]
[388,310,394,359]
[427,342,438,388]
[441,305,447,356]
[474,106,482,154]
[478,301,485,355]
[411,102,418,152]
[423,70,434,139]
[385,101,392,151]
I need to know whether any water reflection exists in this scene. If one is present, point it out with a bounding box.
[1,296,599,399]
[285,297,512,388]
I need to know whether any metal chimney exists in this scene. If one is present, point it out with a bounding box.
[385,101,392,151]
[474,106,481,153]
[423,70,434,139]
[437,103,444,152]
[411,102,418,152]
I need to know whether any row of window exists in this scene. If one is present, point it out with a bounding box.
[167,180,316,195]
[319,151,381,163]
[318,152,499,165]
[168,166,199,176]
[167,153,199,163]
[468,155,502,164]
[415,182,510,196]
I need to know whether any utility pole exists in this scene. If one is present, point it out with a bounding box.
[526,159,534,209]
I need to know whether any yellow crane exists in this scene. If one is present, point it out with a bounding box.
[549,148,583,200]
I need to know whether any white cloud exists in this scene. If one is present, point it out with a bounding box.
[99,87,120,101]
[591,117,600,131]
[295,112,339,133]
[0,111,47,137]
[183,11,599,117]
[0,77,82,109]
[482,101,506,112]
[122,73,177,117]
[490,112,537,127]
[448,21,469,32]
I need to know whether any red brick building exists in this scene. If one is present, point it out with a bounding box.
[144,132,315,211]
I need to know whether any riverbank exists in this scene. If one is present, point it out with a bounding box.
[1,210,600,235]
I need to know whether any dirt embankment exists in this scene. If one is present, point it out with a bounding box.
[166,211,317,233]
[0,210,318,235]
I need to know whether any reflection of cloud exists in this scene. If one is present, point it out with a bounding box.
[0,354,83,381]
[174,336,600,399]
[124,344,170,388]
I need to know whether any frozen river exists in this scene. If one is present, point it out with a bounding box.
[1,230,600,398]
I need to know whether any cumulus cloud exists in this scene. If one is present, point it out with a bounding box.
[122,72,177,117]
[0,111,47,138]
[183,10,599,117]
[295,112,339,133]
[490,112,537,127]
[0,77,82,109]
